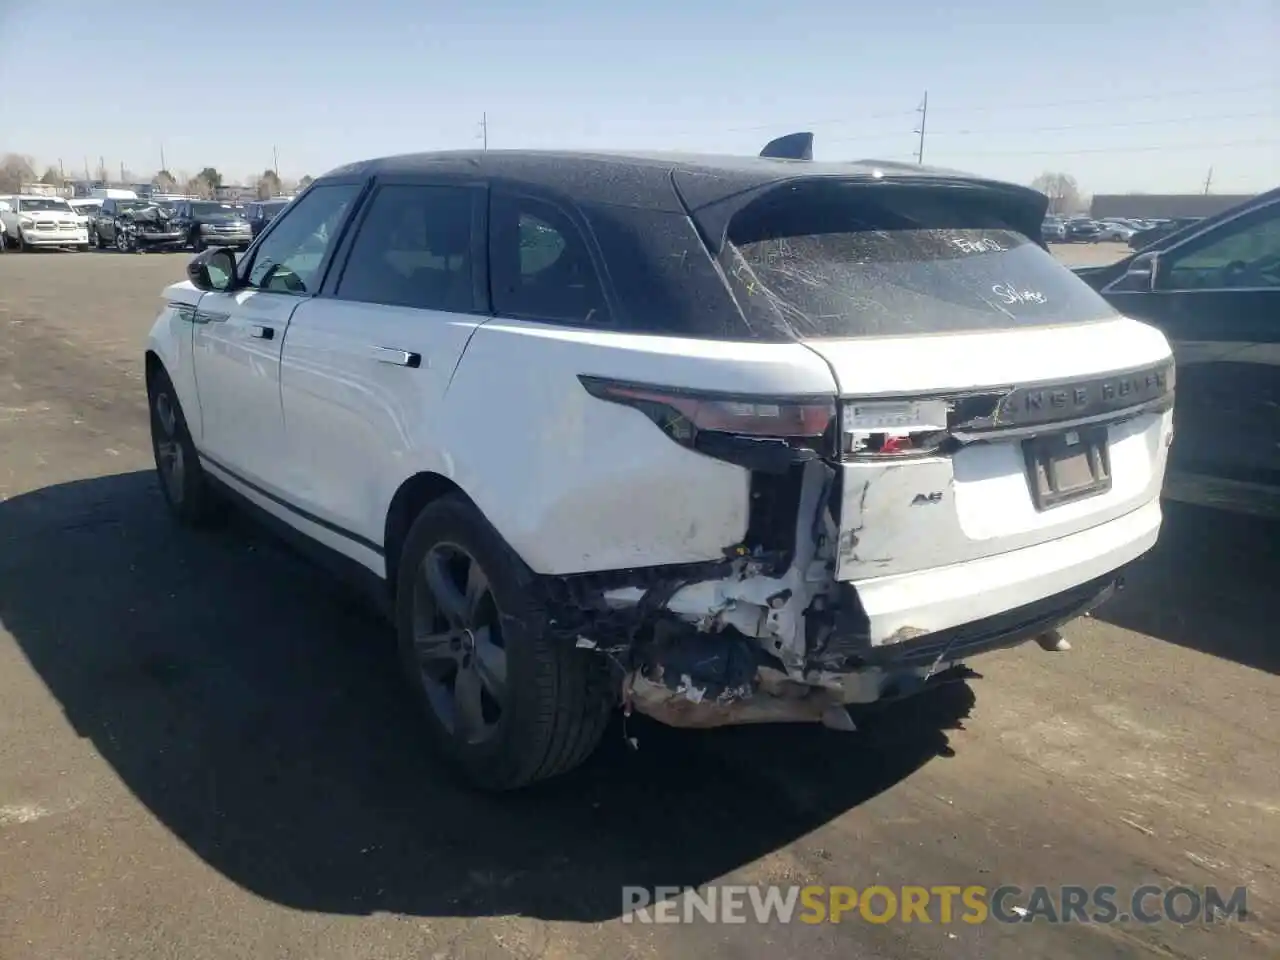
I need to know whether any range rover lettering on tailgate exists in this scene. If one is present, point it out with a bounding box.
[144,136,1175,790]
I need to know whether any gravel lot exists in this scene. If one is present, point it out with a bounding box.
[0,250,1276,960]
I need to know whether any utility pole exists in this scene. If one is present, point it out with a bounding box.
[160,144,166,173]
[273,145,279,177]
[1202,166,1214,195]
[913,91,928,164]
[479,112,488,151]
[84,157,90,180]
[120,161,126,184]
[58,159,64,179]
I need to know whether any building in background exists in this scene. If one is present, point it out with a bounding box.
[213,184,255,203]
[1091,194,1257,220]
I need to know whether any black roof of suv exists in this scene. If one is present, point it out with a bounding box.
[315,148,1050,246]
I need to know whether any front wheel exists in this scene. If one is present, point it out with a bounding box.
[191,231,206,252]
[395,495,615,790]
[148,367,222,526]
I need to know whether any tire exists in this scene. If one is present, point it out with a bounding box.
[94,228,105,250]
[395,495,615,790]
[78,244,90,253]
[115,225,132,253]
[191,231,205,252]
[147,366,223,526]
[19,232,32,252]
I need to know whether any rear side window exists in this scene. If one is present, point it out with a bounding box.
[337,184,476,312]
[490,193,609,327]
[582,203,746,339]
[724,182,1118,339]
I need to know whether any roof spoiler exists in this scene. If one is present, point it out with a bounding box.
[759,132,813,161]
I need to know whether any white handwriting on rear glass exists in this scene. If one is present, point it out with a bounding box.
[951,237,1007,254]
[992,282,1047,305]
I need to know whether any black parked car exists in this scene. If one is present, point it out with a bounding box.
[170,199,254,251]
[245,198,292,238]
[94,198,185,252]
[1076,187,1280,516]
[1064,217,1100,242]
[1127,217,1204,250]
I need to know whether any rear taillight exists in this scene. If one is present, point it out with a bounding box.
[579,375,836,470]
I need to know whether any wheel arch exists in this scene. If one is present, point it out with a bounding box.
[144,349,164,386]
[383,471,472,594]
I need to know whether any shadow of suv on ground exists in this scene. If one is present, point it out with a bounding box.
[0,470,974,921]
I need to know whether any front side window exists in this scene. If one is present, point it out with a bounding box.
[1160,205,1280,291]
[336,184,475,312]
[490,193,609,327]
[724,181,1117,339]
[245,183,361,295]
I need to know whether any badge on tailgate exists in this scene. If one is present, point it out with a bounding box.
[1023,426,1112,510]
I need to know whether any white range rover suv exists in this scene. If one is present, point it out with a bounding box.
[144,142,1175,789]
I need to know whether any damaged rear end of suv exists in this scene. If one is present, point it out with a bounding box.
[539,162,1171,737]
[422,143,1175,788]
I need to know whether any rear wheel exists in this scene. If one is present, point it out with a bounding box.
[148,367,222,526]
[395,495,615,790]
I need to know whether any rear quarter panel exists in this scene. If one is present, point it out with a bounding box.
[439,320,839,575]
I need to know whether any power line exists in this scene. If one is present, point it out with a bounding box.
[922,83,1278,116]
[930,110,1277,138]
[934,137,1280,158]
[648,82,1277,141]
[821,110,1278,147]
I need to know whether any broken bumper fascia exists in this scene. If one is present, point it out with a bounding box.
[542,461,1157,730]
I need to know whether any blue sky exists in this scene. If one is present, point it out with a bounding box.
[1,0,1275,194]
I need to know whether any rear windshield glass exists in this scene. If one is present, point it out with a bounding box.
[723,183,1117,339]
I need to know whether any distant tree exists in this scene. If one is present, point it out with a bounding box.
[256,168,282,199]
[0,154,37,193]
[1030,172,1084,215]
[297,174,314,190]
[153,170,178,192]
[197,167,223,190]
[185,175,214,199]
[40,166,62,185]
[279,176,298,195]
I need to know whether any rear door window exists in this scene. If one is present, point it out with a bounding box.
[723,182,1118,339]
[489,192,610,327]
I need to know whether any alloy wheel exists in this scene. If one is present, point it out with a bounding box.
[152,391,185,503]
[411,544,508,745]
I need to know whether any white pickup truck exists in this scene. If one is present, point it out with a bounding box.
[0,194,90,251]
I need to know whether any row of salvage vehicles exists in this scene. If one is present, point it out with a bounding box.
[0,192,292,253]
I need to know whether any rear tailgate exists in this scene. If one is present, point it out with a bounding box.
[709,176,1175,581]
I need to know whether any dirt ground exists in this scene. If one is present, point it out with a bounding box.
[0,250,1276,960]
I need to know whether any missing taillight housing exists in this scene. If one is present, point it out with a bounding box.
[841,397,955,460]
[579,375,837,471]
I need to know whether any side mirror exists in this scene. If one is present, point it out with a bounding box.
[1109,251,1161,293]
[187,247,238,292]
